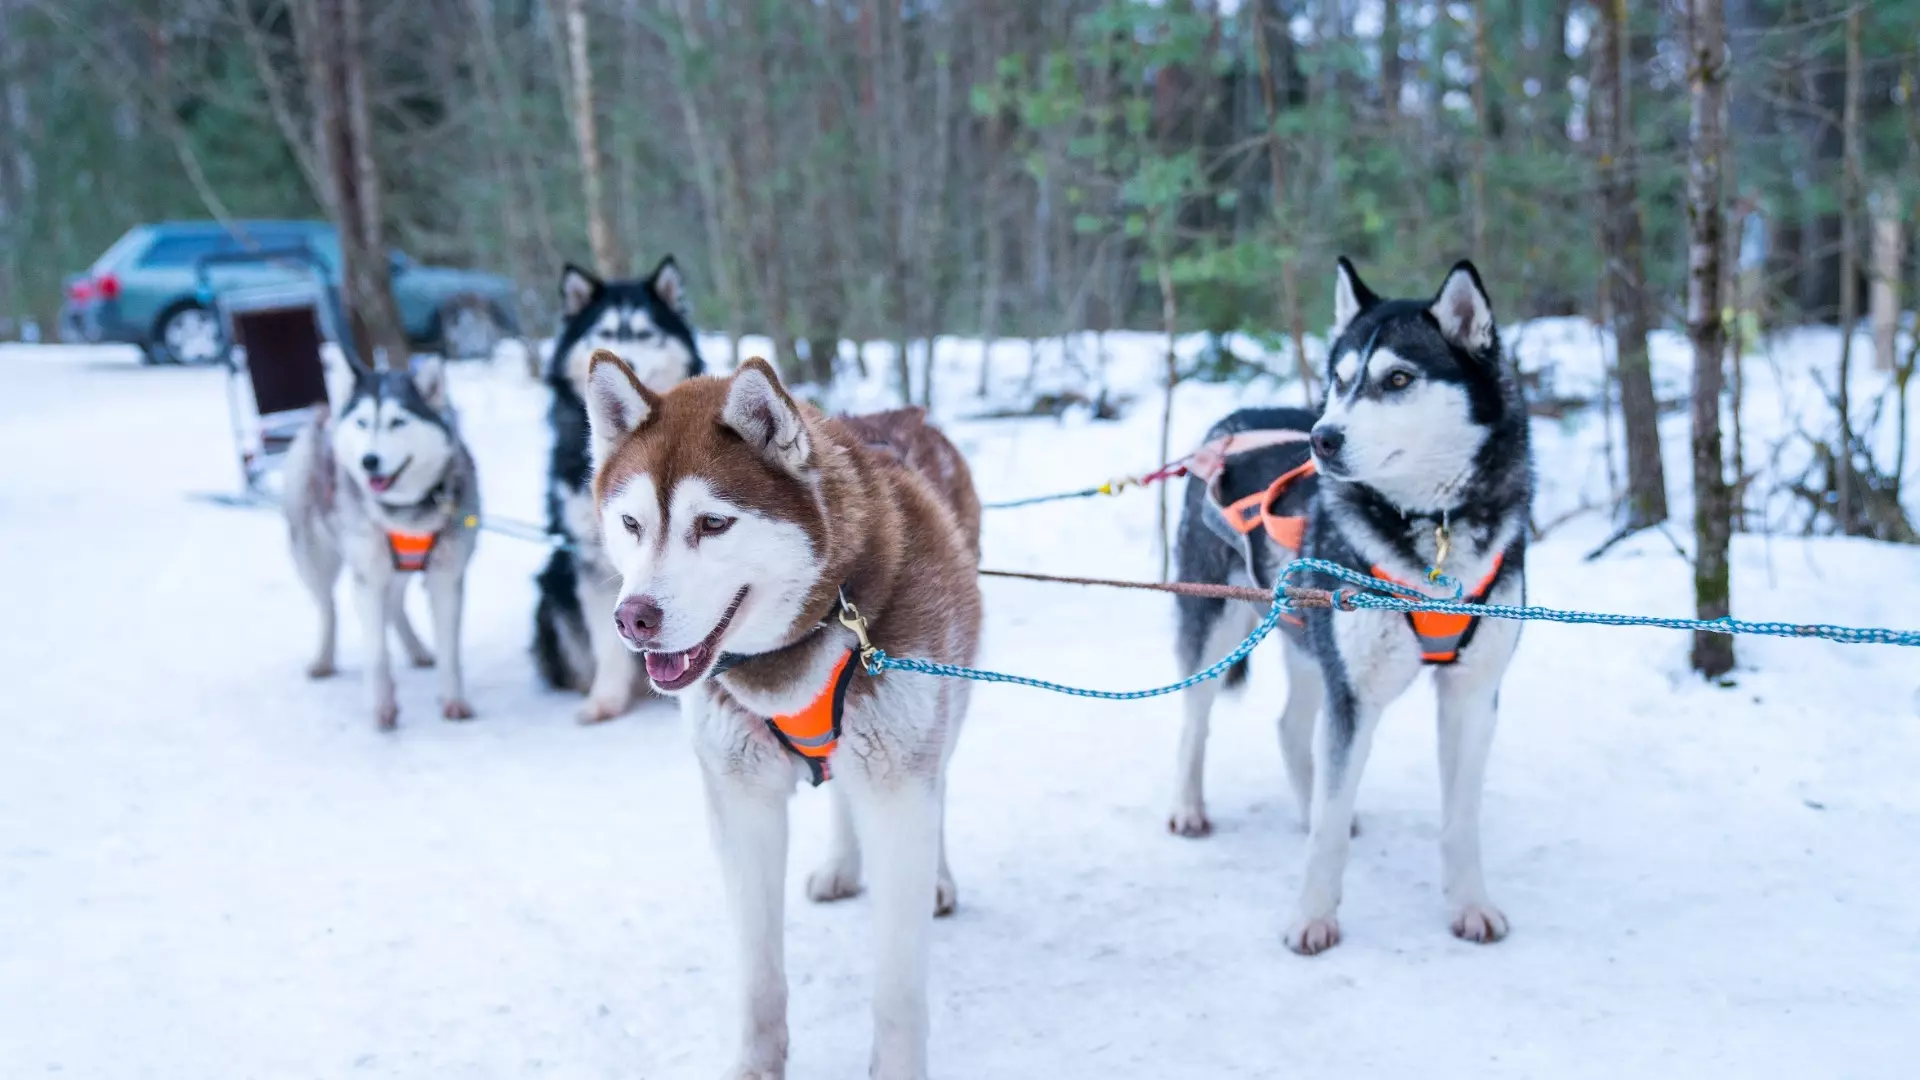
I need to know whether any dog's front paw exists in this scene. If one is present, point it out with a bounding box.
[934,873,957,918]
[805,861,862,905]
[1167,803,1212,838]
[306,660,337,680]
[374,700,399,731]
[441,699,475,721]
[1284,914,1342,956]
[1450,902,1509,944]
[576,695,630,725]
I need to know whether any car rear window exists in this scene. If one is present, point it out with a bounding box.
[90,228,154,273]
[138,234,243,267]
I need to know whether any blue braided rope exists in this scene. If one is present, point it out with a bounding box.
[863,557,1920,697]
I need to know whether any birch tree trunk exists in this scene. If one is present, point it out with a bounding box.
[1870,182,1901,373]
[1156,243,1179,583]
[1685,0,1734,679]
[561,0,615,276]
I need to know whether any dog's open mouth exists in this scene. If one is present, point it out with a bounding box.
[643,587,748,692]
[366,458,410,494]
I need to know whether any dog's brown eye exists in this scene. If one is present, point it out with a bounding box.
[620,514,640,536]
[696,514,734,537]
[1386,371,1413,390]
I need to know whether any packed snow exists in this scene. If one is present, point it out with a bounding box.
[2,325,1916,1079]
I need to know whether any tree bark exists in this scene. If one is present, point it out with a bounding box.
[1835,3,1862,531]
[297,0,408,366]
[1593,0,1668,528]
[1470,0,1490,265]
[1253,1,1314,403]
[560,0,615,276]
[1156,242,1179,583]
[662,0,744,348]
[1870,182,1901,373]
[1685,0,1733,679]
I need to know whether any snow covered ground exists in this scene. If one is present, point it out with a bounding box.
[2,327,1917,1080]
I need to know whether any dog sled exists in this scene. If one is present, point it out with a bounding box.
[193,246,358,504]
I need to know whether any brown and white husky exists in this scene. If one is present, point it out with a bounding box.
[580,349,982,1080]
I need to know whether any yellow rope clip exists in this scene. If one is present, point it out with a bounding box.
[1427,522,1453,583]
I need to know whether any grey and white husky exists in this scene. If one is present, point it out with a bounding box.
[283,357,480,730]
[1169,259,1532,954]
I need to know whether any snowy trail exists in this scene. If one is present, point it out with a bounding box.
[2,341,1917,1079]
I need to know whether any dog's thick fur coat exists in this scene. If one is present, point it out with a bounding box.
[532,258,703,723]
[283,360,480,730]
[583,351,981,1079]
[1171,259,1532,955]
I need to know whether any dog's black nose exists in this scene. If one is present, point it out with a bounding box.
[1310,425,1345,459]
[615,595,664,644]
[361,453,382,474]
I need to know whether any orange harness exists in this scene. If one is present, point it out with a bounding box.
[1217,457,1317,552]
[763,649,858,786]
[386,530,438,573]
[1369,555,1507,664]
[1197,430,1505,664]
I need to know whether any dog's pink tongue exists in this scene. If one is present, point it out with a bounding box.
[645,650,691,683]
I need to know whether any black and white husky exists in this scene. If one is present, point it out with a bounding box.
[1170,259,1532,954]
[531,257,706,722]
[283,358,480,730]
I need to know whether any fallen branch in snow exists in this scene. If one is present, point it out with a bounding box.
[1531,500,1599,542]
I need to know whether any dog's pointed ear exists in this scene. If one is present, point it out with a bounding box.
[1331,256,1379,340]
[1429,260,1497,354]
[721,357,811,475]
[560,263,603,317]
[585,349,660,468]
[411,355,448,410]
[648,255,689,317]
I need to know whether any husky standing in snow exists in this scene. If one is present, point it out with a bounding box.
[1169,259,1532,954]
[283,357,480,730]
[532,258,706,723]
[581,349,981,1080]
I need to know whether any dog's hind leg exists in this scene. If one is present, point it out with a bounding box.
[1433,660,1510,944]
[424,567,472,720]
[932,769,957,917]
[844,771,941,1080]
[1277,638,1326,831]
[1168,595,1257,838]
[294,535,342,679]
[387,577,435,668]
[804,782,863,905]
[698,751,792,1080]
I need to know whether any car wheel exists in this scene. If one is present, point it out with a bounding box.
[155,303,224,365]
[438,299,503,361]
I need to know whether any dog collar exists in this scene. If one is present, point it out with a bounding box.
[711,587,857,676]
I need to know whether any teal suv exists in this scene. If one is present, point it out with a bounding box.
[59,220,520,363]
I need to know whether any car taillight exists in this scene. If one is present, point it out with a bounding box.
[67,280,94,303]
[95,273,121,301]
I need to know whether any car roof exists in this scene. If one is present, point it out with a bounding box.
[148,219,334,233]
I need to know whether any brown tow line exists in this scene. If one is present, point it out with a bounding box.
[977,568,1352,610]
